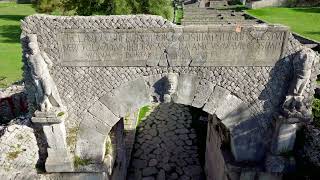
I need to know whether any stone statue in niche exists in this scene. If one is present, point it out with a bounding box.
[163,73,178,103]
[282,48,318,119]
[26,34,65,112]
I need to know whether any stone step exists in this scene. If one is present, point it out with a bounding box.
[183,12,245,17]
[183,15,246,21]
[182,20,260,25]
[209,1,229,8]
[181,18,250,23]
[184,10,244,15]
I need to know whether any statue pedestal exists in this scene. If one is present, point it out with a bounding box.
[32,110,74,172]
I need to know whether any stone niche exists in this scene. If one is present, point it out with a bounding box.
[20,14,319,180]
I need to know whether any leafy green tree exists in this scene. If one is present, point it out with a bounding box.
[62,0,114,15]
[147,0,173,21]
[36,0,63,13]
[36,0,174,20]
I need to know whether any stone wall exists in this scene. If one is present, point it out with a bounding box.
[18,14,319,178]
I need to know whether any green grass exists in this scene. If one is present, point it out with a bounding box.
[0,3,36,88]
[175,8,183,25]
[246,7,320,42]
[73,155,91,168]
[137,105,151,125]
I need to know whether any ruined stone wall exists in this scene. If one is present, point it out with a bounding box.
[18,14,319,177]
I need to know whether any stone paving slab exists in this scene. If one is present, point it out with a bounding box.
[127,103,205,180]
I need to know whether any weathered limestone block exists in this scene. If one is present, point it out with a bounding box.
[42,122,73,172]
[100,78,150,117]
[76,127,109,163]
[203,86,230,115]
[276,123,298,154]
[0,117,40,179]
[172,74,199,105]
[192,80,215,108]
[216,94,250,128]
[32,111,73,172]
[32,110,63,124]
[230,125,265,162]
[205,115,228,180]
[88,101,119,127]
[76,114,112,163]
[45,148,73,173]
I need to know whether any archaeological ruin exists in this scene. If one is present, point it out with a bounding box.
[0,1,319,180]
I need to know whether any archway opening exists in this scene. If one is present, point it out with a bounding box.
[127,103,207,180]
[103,102,235,180]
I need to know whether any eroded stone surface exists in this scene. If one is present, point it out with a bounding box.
[0,116,40,179]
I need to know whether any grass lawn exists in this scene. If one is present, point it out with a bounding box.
[137,105,151,126]
[246,7,320,42]
[175,8,183,25]
[0,3,36,88]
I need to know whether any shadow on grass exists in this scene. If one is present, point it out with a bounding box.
[306,31,320,35]
[0,76,8,88]
[291,7,320,14]
[0,15,27,21]
[0,24,21,43]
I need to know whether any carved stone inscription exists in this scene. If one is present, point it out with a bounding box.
[58,26,288,66]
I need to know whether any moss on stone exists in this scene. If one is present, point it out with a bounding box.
[57,112,65,117]
[105,140,113,155]
[6,144,23,160]
[16,134,23,140]
[73,155,91,168]
[66,126,79,148]
[6,150,22,160]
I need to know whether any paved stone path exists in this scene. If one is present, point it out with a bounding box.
[127,103,204,180]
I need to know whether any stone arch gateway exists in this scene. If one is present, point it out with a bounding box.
[21,15,319,179]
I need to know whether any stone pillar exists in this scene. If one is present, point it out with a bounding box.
[32,110,74,172]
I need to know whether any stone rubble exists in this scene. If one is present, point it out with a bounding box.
[0,116,41,180]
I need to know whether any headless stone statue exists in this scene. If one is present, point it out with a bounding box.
[283,48,318,118]
[26,34,65,112]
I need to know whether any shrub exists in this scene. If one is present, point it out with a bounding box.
[312,98,320,128]
[36,0,63,14]
[61,0,173,20]
[147,0,174,21]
